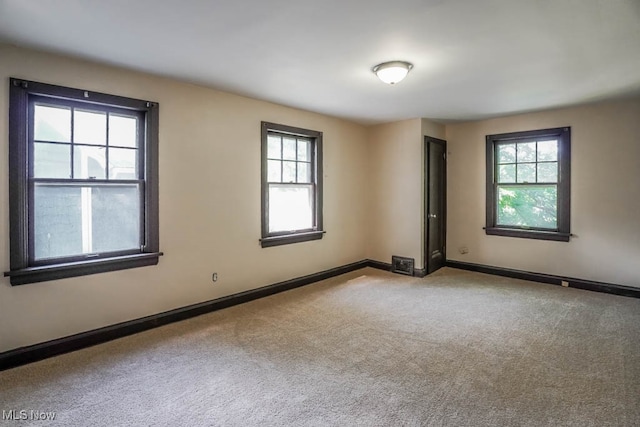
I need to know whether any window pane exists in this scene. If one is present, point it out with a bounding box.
[34,142,71,178]
[74,110,106,145]
[267,134,281,159]
[34,184,141,260]
[34,185,83,260]
[498,164,515,183]
[497,143,515,164]
[34,105,71,142]
[297,162,311,183]
[74,146,106,179]
[517,163,536,183]
[283,161,297,182]
[297,139,311,161]
[282,137,297,160]
[91,185,141,253]
[109,114,138,148]
[537,140,558,161]
[537,162,558,183]
[517,142,536,162]
[268,184,313,232]
[497,185,557,229]
[267,160,281,182]
[109,147,138,179]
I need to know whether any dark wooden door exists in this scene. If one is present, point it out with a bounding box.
[425,136,447,274]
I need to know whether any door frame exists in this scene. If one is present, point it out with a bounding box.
[424,135,447,275]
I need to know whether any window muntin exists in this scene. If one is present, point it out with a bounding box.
[29,98,145,263]
[486,127,571,242]
[5,78,161,285]
[266,133,315,233]
[261,122,323,247]
[494,138,559,229]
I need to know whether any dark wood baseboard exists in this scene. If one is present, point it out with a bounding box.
[413,268,427,278]
[366,259,426,277]
[365,259,391,271]
[0,260,369,372]
[445,260,640,299]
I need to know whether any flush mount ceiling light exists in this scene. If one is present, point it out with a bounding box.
[372,61,414,85]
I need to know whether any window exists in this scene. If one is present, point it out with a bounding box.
[5,78,161,285]
[485,127,571,241]
[261,122,324,247]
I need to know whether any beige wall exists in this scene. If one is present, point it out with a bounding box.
[446,98,640,287]
[0,44,369,352]
[365,118,445,270]
[2,43,638,354]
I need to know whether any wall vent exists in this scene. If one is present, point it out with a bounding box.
[391,256,414,276]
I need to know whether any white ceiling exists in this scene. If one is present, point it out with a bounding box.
[1,0,639,124]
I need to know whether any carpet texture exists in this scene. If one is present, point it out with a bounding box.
[1,267,639,426]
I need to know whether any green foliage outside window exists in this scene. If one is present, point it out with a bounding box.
[497,186,557,229]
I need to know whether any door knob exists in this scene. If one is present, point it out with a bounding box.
[429,214,437,219]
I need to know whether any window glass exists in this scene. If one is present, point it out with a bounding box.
[34,105,71,143]
[7,78,160,285]
[74,110,107,145]
[282,137,297,160]
[498,164,515,183]
[282,161,297,182]
[33,184,141,260]
[537,140,557,161]
[497,185,557,229]
[34,185,83,260]
[268,160,281,182]
[297,139,310,161]
[109,148,138,180]
[297,162,311,183]
[90,185,141,253]
[109,114,138,148]
[261,122,323,247]
[268,184,313,232]
[486,127,570,241]
[517,142,536,162]
[34,142,71,178]
[497,143,515,164]
[517,163,536,183]
[537,163,558,183]
[73,146,107,179]
[267,135,281,159]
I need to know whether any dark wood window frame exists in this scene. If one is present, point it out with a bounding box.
[485,126,571,242]
[260,121,324,248]
[4,78,162,285]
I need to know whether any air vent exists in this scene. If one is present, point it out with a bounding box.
[391,256,414,276]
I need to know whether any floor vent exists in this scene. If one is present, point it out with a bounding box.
[391,256,414,276]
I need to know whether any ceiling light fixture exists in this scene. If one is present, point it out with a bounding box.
[372,61,414,85]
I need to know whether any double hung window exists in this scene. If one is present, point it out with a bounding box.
[5,78,161,285]
[261,122,323,247]
[485,127,571,241]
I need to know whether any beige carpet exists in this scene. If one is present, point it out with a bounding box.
[1,267,639,426]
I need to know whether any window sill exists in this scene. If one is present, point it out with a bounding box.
[485,227,570,242]
[260,230,325,248]
[4,252,163,286]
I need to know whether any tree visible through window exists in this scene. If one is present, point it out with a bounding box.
[486,127,571,242]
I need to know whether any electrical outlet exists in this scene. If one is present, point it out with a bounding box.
[561,280,569,287]
[212,273,218,282]
[459,246,469,254]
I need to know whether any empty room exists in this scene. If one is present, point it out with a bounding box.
[1,0,639,425]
